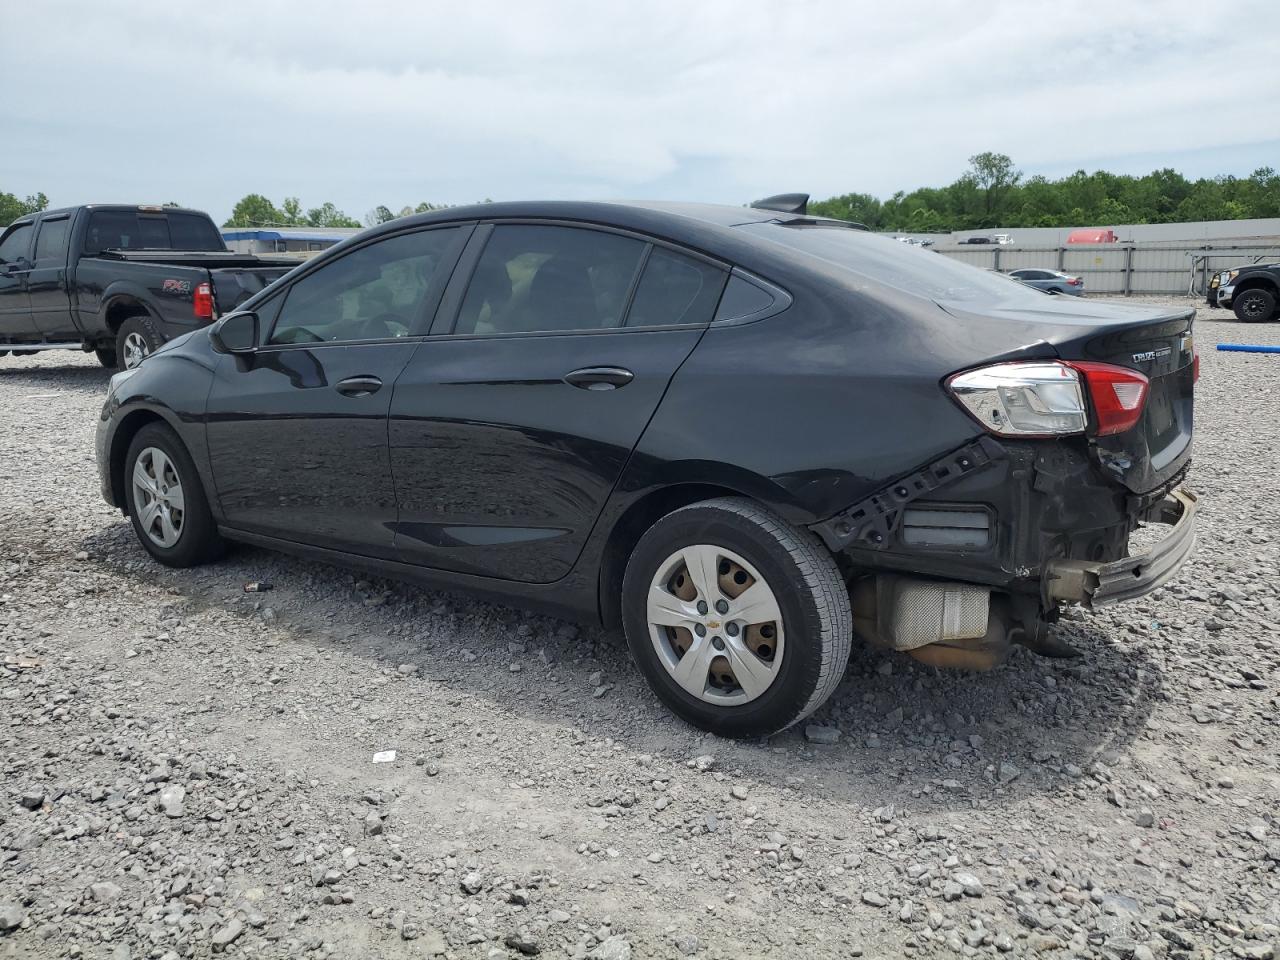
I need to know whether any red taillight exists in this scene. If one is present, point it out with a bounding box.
[1067,277,1082,286]
[1067,361,1149,436]
[193,282,214,321]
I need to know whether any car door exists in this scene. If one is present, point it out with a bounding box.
[388,222,728,582]
[0,221,37,342]
[27,214,77,339]
[205,224,469,558]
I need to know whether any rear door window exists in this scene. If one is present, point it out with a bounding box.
[625,247,726,327]
[453,225,646,335]
[34,218,70,264]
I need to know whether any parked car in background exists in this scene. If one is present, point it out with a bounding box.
[97,199,1197,738]
[0,205,300,368]
[992,234,1014,245]
[1067,229,1118,244]
[1008,268,1085,296]
[959,236,994,244]
[1214,262,1280,321]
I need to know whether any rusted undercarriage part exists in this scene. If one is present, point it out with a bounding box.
[851,575,1078,670]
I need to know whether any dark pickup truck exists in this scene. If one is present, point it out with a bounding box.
[1211,262,1280,322]
[0,204,301,368]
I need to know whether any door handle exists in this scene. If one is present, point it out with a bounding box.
[335,375,383,397]
[563,366,634,391]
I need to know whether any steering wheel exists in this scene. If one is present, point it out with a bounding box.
[360,312,409,340]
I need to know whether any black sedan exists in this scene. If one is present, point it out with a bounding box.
[97,199,1198,738]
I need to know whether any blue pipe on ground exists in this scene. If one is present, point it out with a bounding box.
[1216,344,1280,354]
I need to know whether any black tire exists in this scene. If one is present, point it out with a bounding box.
[124,422,225,567]
[1046,287,1062,295]
[96,347,118,369]
[116,315,164,369]
[621,497,852,738]
[1233,288,1277,323]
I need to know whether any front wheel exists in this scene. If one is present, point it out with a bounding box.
[1234,288,1277,323]
[124,422,225,567]
[621,498,852,738]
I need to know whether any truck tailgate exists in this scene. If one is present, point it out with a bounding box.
[211,265,297,314]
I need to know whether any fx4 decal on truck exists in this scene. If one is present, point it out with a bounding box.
[162,279,193,295]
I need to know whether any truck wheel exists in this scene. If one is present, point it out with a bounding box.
[124,422,225,567]
[621,497,852,739]
[1233,288,1277,323]
[116,315,163,369]
[96,347,118,369]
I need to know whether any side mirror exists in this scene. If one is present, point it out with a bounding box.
[211,311,260,354]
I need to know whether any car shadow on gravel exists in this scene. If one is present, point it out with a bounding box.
[0,361,112,393]
[78,522,1163,809]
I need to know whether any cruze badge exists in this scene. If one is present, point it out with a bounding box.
[1133,346,1171,363]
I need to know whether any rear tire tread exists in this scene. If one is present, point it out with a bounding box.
[628,497,852,736]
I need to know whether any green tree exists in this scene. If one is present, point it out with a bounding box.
[365,205,397,226]
[224,194,283,228]
[305,202,361,228]
[280,197,305,226]
[966,152,1021,223]
[0,191,49,226]
[809,192,883,229]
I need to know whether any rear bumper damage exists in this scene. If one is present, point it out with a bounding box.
[1044,488,1197,607]
[811,438,1197,669]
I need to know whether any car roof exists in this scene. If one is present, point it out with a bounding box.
[352,200,865,274]
[384,199,849,231]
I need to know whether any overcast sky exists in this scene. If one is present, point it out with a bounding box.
[3,1,1277,223]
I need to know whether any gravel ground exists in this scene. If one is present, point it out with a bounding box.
[2,295,1278,960]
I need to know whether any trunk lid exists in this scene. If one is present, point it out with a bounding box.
[937,297,1194,495]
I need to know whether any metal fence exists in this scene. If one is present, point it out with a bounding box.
[933,242,1280,296]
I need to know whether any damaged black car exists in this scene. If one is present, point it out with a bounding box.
[96,197,1197,738]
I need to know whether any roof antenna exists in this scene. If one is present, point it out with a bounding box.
[750,193,809,215]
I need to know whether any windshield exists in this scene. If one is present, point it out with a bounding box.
[739,221,1046,304]
[84,211,225,254]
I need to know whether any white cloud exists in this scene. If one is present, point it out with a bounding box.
[2,0,1276,221]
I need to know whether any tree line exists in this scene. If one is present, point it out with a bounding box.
[810,153,1280,233]
[8,157,1280,234]
[222,195,470,229]
[0,192,49,227]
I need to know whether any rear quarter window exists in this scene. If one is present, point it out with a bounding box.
[741,222,1049,305]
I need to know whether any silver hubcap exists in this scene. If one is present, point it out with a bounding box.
[122,332,150,369]
[646,544,785,705]
[132,447,185,548]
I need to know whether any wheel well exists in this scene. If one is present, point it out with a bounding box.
[597,483,742,629]
[105,298,151,336]
[108,410,166,509]
[1233,277,1278,297]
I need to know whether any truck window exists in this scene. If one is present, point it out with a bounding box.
[167,213,224,251]
[83,211,224,254]
[0,223,34,263]
[34,218,71,263]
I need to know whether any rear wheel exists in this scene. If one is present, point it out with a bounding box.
[124,422,225,567]
[96,347,118,369]
[622,498,852,738]
[116,315,164,369]
[1234,288,1277,323]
